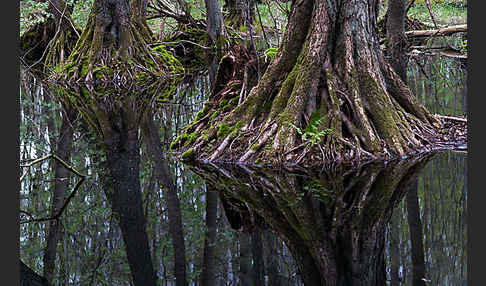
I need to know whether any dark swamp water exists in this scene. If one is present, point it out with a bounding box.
[19,51,467,285]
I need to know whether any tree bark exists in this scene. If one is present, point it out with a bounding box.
[264,230,283,285]
[176,0,439,167]
[201,186,218,286]
[141,111,187,286]
[406,180,426,286]
[386,0,408,81]
[42,106,76,283]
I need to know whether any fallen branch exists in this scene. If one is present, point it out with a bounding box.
[435,114,467,123]
[406,24,467,38]
[20,153,87,224]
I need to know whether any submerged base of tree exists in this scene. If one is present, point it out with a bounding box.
[171,44,466,168]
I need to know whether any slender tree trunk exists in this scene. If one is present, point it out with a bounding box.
[251,231,265,286]
[141,111,187,286]
[239,233,252,286]
[406,180,426,286]
[201,186,218,286]
[386,0,409,81]
[42,107,76,283]
[389,210,402,286]
[264,230,282,285]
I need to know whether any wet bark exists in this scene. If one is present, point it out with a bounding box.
[201,186,218,286]
[141,112,187,286]
[406,180,426,286]
[42,107,76,283]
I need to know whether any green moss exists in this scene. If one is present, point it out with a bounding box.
[217,123,231,138]
[219,99,229,108]
[228,96,240,105]
[264,47,278,62]
[210,110,220,120]
[181,148,196,161]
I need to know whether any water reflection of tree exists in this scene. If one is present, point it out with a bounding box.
[408,52,467,117]
[386,151,467,285]
[190,153,436,285]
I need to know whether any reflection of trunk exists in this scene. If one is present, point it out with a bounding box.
[406,179,426,286]
[251,231,265,286]
[264,230,283,285]
[103,110,156,286]
[201,187,218,286]
[190,152,434,285]
[42,107,76,283]
[240,233,252,286]
[141,112,187,286]
[389,210,402,286]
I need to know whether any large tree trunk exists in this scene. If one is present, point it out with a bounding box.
[239,233,252,286]
[42,106,76,283]
[141,111,187,286]
[388,210,402,286]
[175,0,441,167]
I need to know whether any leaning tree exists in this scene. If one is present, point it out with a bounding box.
[173,0,442,166]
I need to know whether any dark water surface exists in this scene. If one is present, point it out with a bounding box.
[19,51,467,285]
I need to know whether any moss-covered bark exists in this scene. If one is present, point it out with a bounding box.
[174,0,444,167]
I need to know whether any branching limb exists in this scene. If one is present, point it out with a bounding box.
[20,153,87,224]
